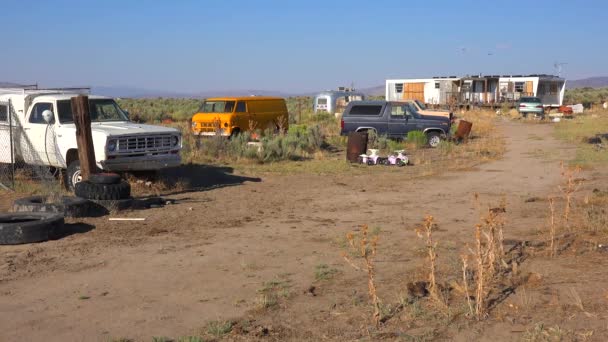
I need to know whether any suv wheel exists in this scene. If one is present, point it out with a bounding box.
[427,132,442,148]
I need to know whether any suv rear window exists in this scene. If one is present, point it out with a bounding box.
[521,97,541,103]
[348,105,383,115]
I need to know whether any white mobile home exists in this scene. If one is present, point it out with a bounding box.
[386,74,566,107]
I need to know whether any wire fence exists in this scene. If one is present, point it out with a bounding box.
[0,99,63,197]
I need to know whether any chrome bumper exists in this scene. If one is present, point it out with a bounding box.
[100,153,181,171]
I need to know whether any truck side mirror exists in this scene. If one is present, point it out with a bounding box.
[42,109,54,124]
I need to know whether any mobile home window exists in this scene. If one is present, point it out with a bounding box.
[395,84,403,93]
[0,104,7,122]
[349,105,383,115]
[435,82,440,89]
[514,82,524,93]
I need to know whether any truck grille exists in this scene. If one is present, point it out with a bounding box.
[116,135,174,154]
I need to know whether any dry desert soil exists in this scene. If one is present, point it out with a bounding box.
[1,121,607,341]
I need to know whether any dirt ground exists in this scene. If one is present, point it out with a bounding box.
[1,121,607,341]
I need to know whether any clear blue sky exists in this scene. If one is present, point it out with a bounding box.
[1,0,606,93]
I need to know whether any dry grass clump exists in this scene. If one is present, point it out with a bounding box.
[415,215,445,308]
[544,162,586,256]
[460,201,507,320]
[558,162,583,226]
[548,196,557,257]
[342,224,381,327]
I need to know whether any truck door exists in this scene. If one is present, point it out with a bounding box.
[387,103,417,138]
[0,102,12,163]
[21,102,61,167]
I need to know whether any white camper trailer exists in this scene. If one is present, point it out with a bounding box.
[313,87,365,116]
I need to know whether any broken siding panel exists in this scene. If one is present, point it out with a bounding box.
[403,82,425,102]
[525,81,534,94]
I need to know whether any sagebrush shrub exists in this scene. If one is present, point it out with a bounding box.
[407,130,427,147]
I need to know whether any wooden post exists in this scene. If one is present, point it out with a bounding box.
[71,95,97,180]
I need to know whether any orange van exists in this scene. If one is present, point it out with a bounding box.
[191,96,288,137]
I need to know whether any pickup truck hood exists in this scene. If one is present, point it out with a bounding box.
[418,109,451,118]
[61,121,180,136]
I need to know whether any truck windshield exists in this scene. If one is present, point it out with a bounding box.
[57,99,128,123]
[199,101,235,113]
[406,103,421,117]
[415,100,427,110]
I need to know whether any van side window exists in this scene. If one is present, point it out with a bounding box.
[235,101,246,113]
[0,104,8,122]
[349,105,383,115]
[29,103,54,124]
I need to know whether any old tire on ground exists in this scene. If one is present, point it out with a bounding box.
[12,196,99,218]
[75,180,131,201]
[89,173,122,185]
[0,212,64,245]
[426,132,442,148]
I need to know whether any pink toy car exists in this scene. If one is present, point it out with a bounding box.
[384,150,409,166]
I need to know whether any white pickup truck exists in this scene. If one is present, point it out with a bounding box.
[0,87,182,189]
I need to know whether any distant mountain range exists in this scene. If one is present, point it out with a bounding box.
[93,86,295,99]
[2,77,607,98]
[566,77,608,89]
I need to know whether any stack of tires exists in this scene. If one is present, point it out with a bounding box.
[75,173,131,201]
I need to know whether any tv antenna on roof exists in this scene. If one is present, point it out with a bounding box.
[554,62,567,77]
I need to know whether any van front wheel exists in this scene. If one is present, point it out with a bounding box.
[229,128,241,139]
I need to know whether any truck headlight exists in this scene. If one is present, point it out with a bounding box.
[172,136,179,146]
[107,139,117,152]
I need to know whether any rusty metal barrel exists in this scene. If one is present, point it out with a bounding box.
[346,132,368,162]
[455,120,473,141]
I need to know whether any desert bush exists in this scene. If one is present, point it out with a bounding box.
[118,98,200,123]
[366,130,395,152]
[342,225,381,327]
[407,130,428,148]
[564,87,608,104]
[437,140,454,155]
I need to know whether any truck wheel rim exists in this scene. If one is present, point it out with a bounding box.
[72,170,82,186]
[430,136,440,147]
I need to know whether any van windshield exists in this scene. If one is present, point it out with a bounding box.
[57,99,129,123]
[200,101,235,113]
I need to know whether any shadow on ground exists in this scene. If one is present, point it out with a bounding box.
[153,164,262,195]
[50,222,95,240]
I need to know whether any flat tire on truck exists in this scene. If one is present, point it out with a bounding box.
[89,173,122,185]
[75,180,131,201]
[0,212,64,245]
[12,196,98,218]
